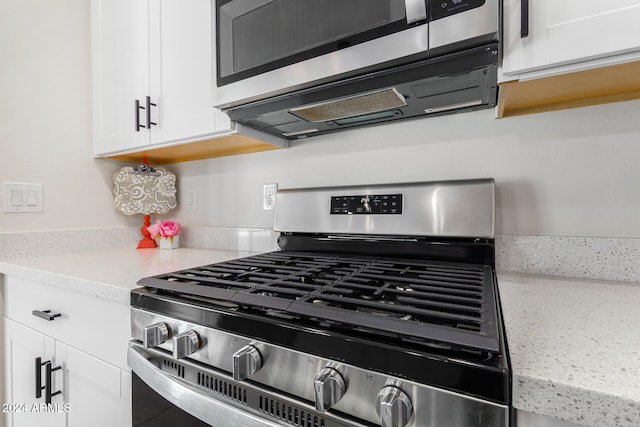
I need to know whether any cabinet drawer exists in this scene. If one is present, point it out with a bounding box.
[4,276,130,371]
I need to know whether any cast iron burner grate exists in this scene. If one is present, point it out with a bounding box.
[139,251,500,352]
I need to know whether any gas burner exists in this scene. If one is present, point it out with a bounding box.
[143,251,499,353]
[356,305,414,321]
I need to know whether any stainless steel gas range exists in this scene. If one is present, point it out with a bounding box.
[128,179,511,427]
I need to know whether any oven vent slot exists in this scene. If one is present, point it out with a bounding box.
[162,360,185,378]
[259,396,326,427]
[197,372,248,405]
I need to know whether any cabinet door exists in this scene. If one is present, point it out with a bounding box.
[502,0,640,77]
[4,319,62,427]
[92,0,150,154]
[62,345,131,427]
[545,0,640,66]
[149,0,228,145]
[502,0,549,76]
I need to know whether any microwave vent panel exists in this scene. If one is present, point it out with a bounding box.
[289,88,407,122]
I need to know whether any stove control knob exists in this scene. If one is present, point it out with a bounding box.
[314,367,346,412]
[376,386,413,427]
[143,322,171,348]
[233,345,262,381]
[172,330,201,360]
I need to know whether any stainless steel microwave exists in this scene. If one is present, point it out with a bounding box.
[214,0,499,139]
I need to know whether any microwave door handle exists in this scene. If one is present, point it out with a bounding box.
[521,0,529,38]
[405,0,427,24]
[127,343,281,427]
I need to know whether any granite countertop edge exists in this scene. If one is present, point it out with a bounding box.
[513,373,639,427]
[498,272,640,427]
[0,246,259,306]
[0,262,132,305]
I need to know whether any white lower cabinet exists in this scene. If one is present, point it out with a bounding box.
[2,277,131,427]
[63,345,131,427]
[4,319,61,427]
[4,320,131,427]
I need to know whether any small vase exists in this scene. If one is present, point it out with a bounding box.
[157,235,179,250]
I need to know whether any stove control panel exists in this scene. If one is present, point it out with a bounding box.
[330,193,403,215]
[131,309,509,427]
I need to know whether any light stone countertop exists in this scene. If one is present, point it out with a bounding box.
[2,247,638,427]
[498,273,640,427]
[0,246,258,305]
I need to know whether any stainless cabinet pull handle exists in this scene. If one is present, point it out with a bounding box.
[32,310,62,321]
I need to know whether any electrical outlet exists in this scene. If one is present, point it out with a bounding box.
[185,187,197,211]
[263,183,278,211]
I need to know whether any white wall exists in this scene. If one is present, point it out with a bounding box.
[0,0,136,233]
[1,0,639,239]
[170,99,640,238]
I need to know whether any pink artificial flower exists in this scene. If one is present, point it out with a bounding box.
[159,219,182,237]
[147,220,162,239]
[147,219,182,238]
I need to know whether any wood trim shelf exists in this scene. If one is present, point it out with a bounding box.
[102,133,284,164]
[497,60,640,118]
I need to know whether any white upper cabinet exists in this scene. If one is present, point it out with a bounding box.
[92,0,232,156]
[502,0,640,78]
[92,0,150,153]
[149,0,222,143]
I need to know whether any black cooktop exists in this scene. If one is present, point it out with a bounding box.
[132,250,510,404]
[138,251,500,353]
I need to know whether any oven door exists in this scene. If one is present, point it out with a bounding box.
[214,0,429,107]
[132,373,210,427]
[128,342,282,427]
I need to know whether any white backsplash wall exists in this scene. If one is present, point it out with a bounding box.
[2,0,639,241]
[171,99,640,238]
[0,0,138,233]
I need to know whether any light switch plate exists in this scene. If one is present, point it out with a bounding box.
[3,182,44,213]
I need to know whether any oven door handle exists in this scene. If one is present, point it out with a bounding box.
[127,342,282,427]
